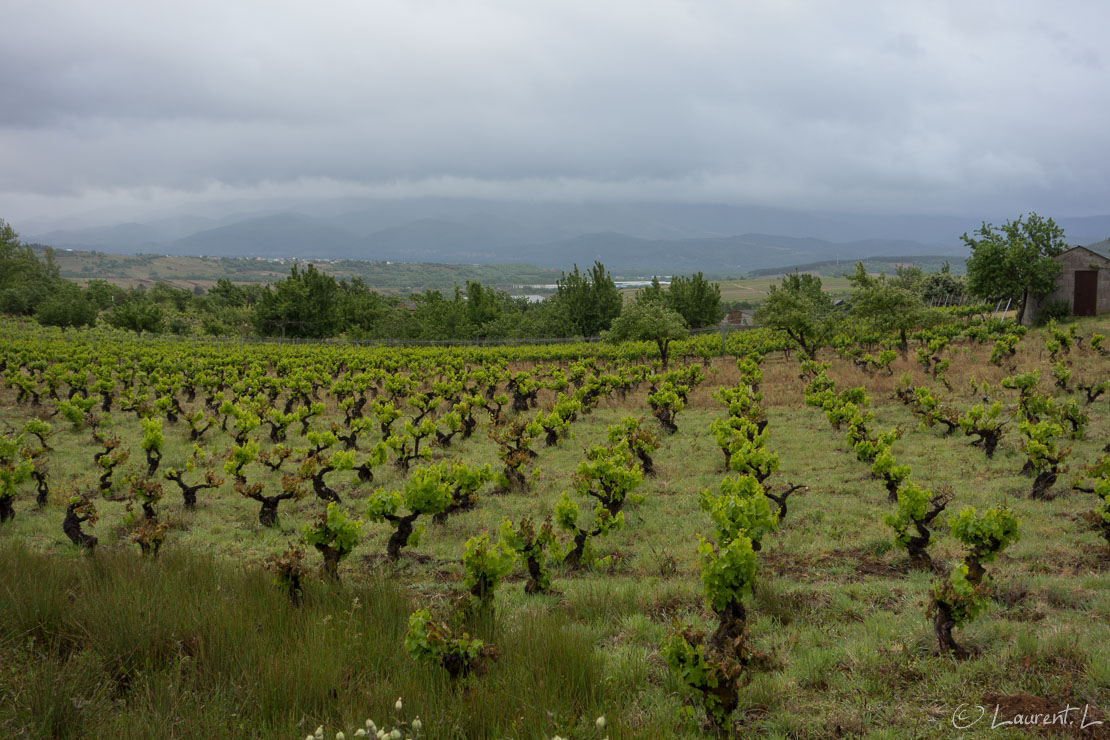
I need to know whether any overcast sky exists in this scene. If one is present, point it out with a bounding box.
[2,0,1108,227]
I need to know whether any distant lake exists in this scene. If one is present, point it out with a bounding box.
[522,280,670,291]
[614,280,670,289]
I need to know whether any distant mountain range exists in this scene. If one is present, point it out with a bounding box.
[23,199,1110,275]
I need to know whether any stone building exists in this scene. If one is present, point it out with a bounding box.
[721,309,753,327]
[1027,242,1110,324]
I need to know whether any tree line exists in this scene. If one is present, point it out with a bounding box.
[1,219,724,341]
[753,212,1073,359]
[1,212,1074,342]
[239,260,723,341]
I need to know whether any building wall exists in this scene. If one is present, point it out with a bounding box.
[1027,249,1110,324]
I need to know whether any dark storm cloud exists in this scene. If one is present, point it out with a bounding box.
[2,0,1109,222]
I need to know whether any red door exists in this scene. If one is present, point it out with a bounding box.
[1074,270,1098,316]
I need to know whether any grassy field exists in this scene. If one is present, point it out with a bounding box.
[746,257,967,279]
[715,275,855,305]
[620,275,853,308]
[1,320,1109,738]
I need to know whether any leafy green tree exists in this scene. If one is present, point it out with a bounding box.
[84,279,127,310]
[465,280,502,334]
[148,281,192,311]
[553,261,622,336]
[637,273,723,328]
[106,297,164,336]
[410,289,473,339]
[330,277,388,335]
[200,306,251,337]
[35,282,98,328]
[604,301,688,369]
[888,265,925,294]
[962,213,1067,325]
[510,297,576,338]
[634,276,667,306]
[919,263,966,305]
[0,219,62,315]
[205,278,250,307]
[846,262,925,352]
[253,263,341,338]
[0,218,16,254]
[753,272,837,360]
[668,272,724,328]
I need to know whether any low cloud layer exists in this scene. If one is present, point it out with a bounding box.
[3,1,1108,225]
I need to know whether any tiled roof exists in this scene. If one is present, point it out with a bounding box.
[1083,240,1110,260]
[1058,243,1110,263]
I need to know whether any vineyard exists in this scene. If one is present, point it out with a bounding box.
[1,313,1108,739]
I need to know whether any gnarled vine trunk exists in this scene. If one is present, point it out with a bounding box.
[433,489,476,525]
[523,551,547,594]
[655,407,678,435]
[765,483,805,522]
[1031,470,1057,500]
[62,507,97,550]
[709,601,748,659]
[386,513,419,560]
[905,523,934,570]
[932,601,966,658]
[315,544,342,580]
[311,468,341,504]
[34,472,49,509]
[563,530,591,568]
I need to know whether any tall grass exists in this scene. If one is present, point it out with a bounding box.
[0,544,617,738]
